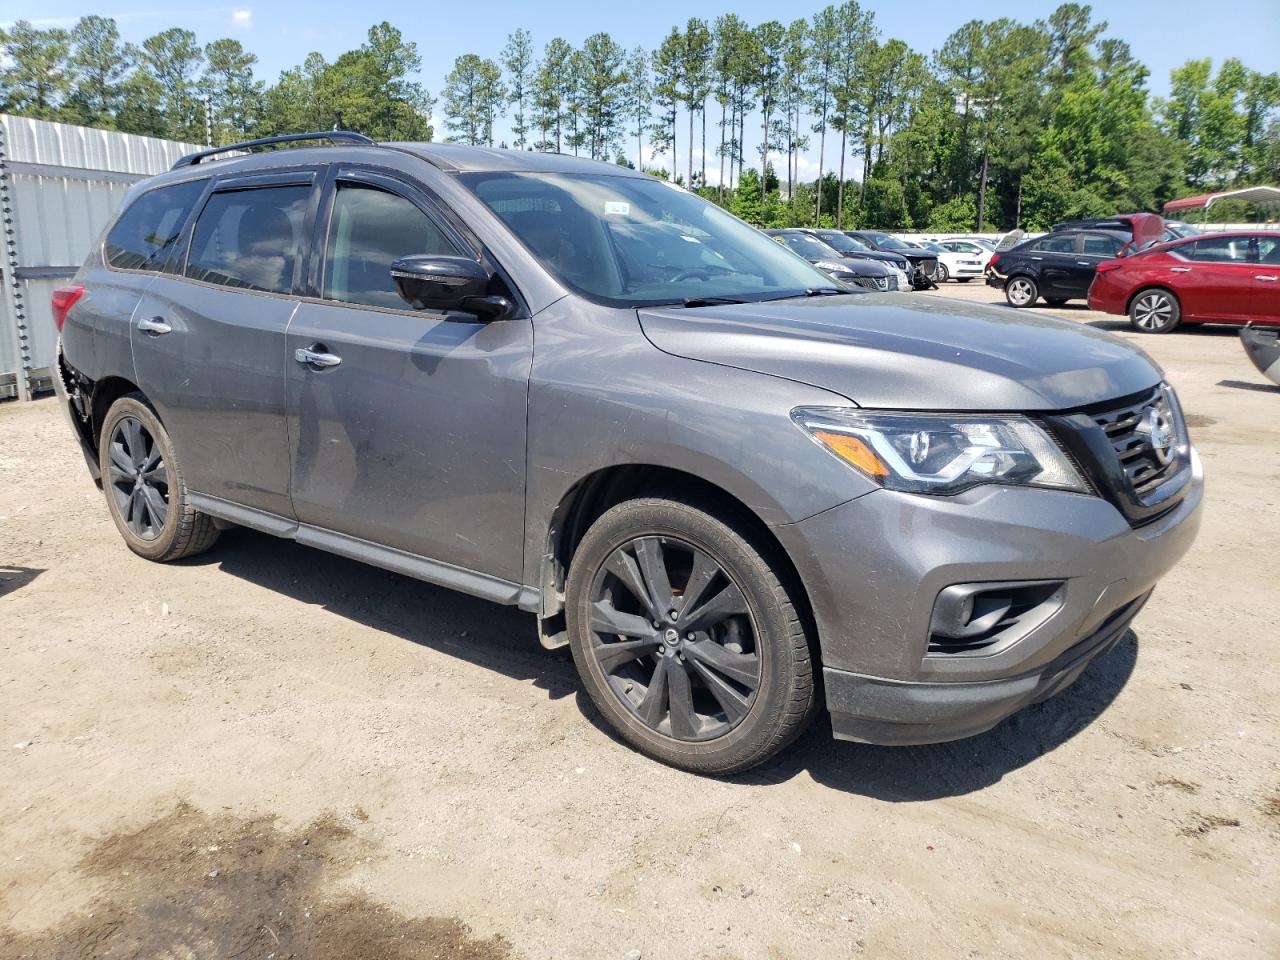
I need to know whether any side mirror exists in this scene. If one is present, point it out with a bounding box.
[390,255,514,322]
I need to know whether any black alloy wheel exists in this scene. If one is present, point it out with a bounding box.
[106,415,169,540]
[586,535,760,741]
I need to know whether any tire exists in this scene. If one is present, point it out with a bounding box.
[566,494,816,775]
[98,393,220,562]
[1128,288,1182,334]
[934,262,950,282]
[1005,275,1038,307]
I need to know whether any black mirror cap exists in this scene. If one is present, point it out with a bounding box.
[390,255,512,321]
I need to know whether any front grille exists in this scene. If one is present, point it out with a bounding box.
[850,276,880,291]
[1092,387,1179,497]
[1045,383,1191,529]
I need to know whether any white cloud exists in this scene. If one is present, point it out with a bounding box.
[231,8,252,29]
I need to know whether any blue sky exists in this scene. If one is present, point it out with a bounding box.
[7,0,1280,179]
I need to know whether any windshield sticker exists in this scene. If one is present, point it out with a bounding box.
[604,201,631,216]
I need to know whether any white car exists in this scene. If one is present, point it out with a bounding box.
[931,239,995,280]
[921,241,988,284]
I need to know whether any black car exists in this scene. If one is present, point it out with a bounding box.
[802,229,912,280]
[1051,214,1171,250]
[986,229,1128,307]
[764,230,899,291]
[843,231,938,289]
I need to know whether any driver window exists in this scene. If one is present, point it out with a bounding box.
[323,182,459,309]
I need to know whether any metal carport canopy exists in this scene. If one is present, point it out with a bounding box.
[1164,186,1280,213]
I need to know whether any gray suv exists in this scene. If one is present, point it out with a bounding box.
[52,133,1203,775]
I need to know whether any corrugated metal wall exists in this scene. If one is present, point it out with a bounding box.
[0,115,202,400]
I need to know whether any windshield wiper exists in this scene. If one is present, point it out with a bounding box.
[761,287,847,302]
[678,295,751,307]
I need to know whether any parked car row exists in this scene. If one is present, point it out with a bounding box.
[985,224,1280,332]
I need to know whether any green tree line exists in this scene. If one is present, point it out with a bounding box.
[2,4,1277,231]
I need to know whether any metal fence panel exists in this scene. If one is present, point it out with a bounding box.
[0,114,201,400]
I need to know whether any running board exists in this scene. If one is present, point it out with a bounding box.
[189,493,540,611]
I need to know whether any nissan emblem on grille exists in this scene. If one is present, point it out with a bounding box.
[1135,400,1176,466]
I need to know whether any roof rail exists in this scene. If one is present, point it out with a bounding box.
[172,131,376,169]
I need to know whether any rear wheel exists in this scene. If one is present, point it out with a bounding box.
[98,394,219,562]
[1128,288,1181,333]
[1005,276,1038,307]
[566,495,815,775]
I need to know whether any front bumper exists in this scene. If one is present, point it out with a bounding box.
[772,449,1203,745]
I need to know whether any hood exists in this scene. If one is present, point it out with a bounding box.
[843,250,909,267]
[832,258,889,277]
[638,294,1162,411]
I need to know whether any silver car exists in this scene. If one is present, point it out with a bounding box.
[52,133,1203,774]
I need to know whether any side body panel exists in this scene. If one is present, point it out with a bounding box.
[132,276,298,516]
[61,259,147,387]
[285,302,533,581]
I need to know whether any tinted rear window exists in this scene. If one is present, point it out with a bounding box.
[105,179,206,272]
[185,185,311,294]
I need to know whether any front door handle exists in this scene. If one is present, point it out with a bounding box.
[295,344,342,368]
[137,316,172,335]
[1256,275,1278,282]
[1169,266,1192,273]
[1077,261,1091,266]
[1030,256,1043,260]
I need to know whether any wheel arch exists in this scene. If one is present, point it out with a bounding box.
[533,464,817,657]
[91,376,148,450]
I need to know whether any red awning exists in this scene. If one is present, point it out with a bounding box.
[1164,186,1280,213]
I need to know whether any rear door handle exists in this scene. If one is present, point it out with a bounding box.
[137,316,172,335]
[1077,261,1091,266]
[1169,266,1192,273]
[1030,256,1043,260]
[1257,275,1278,282]
[295,344,342,368]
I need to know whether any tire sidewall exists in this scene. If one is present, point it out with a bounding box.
[936,262,949,282]
[98,396,186,561]
[566,499,802,773]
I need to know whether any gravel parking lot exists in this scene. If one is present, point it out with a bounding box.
[2,287,1278,959]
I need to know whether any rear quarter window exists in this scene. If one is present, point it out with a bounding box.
[104,179,206,271]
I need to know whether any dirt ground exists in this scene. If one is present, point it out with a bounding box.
[2,285,1278,960]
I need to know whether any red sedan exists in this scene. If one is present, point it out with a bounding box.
[1088,231,1280,333]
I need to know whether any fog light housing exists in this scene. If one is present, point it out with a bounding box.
[927,580,1066,655]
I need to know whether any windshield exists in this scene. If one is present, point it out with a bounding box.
[772,233,843,261]
[814,231,872,254]
[918,241,945,252]
[463,172,833,306]
[866,232,911,250]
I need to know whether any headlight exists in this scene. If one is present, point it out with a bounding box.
[815,260,848,273]
[792,407,1088,495]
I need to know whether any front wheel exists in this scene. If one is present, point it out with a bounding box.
[566,496,816,775]
[98,394,219,562]
[934,262,950,282]
[1129,288,1182,333]
[1005,275,1038,307]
